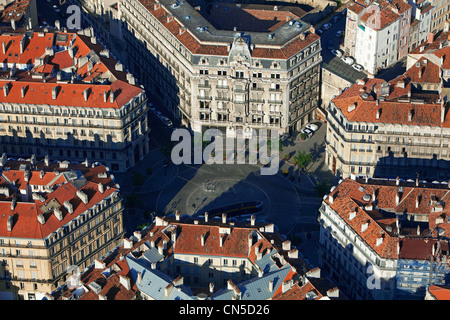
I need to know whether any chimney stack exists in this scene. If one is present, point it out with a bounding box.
[52,87,58,100]
[3,83,9,97]
[250,215,255,226]
[175,210,180,221]
[204,212,208,222]
[98,182,104,194]
[83,88,89,101]
[201,234,205,246]
[222,213,227,224]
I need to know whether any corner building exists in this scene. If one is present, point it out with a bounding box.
[119,0,322,136]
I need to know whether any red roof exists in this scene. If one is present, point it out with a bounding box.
[0,160,119,239]
[134,0,319,60]
[0,30,143,109]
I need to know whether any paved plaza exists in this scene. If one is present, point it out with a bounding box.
[114,116,335,267]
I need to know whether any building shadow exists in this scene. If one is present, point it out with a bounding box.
[373,153,450,181]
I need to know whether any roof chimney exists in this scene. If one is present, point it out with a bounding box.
[288,249,299,259]
[376,108,381,119]
[3,83,9,97]
[201,234,205,246]
[98,182,104,194]
[52,87,58,100]
[64,200,73,214]
[133,231,142,242]
[250,215,255,226]
[175,210,180,221]
[282,240,291,251]
[119,275,131,291]
[209,282,214,293]
[219,235,223,247]
[268,280,274,292]
[137,272,142,285]
[222,213,227,224]
[76,190,88,204]
[110,90,115,103]
[54,208,63,221]
[7,215,13,232]
[83,88,89,101]
[428,32,435,44]
[37,214,45,225]
[204,212,208,222]
[164,283,173,297]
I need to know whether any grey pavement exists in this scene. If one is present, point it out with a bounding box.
[115,113,334,268]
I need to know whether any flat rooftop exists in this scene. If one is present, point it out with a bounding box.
[154,0,312,46]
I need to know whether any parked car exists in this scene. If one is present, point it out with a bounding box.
[332,15,340,22]
[316,28,323,34]
[322,23,332,30]
[161,117,173,127]
[331,49,344,57]
[336,30,344,37]
[353,64,364,72]
[342,56,355,65]
[306,123,319,132]
[341,8,347,16]
[301,128,313,138]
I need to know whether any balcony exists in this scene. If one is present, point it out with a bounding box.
[197,96,212,101]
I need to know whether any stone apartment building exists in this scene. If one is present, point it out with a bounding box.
[0,27,150,173]
[0,0,38,29]
[118,0,322,137]
[344,0,370,57]
[0,156,125,300]
[325,28,450,180]
[319,177,450,300]
[47,213,344,300]
[429,0,450,34]
[354,0,412,74]
[408,0,433,52]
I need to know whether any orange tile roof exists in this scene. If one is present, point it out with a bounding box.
[325,178,450,259]
[331,77,447,127]
[0,159,119,239]
[135,0,319,60]
[360,0,411,30]
[404,57,441,84]
[0,79,142,109]
[0,30,143,109]
[0,0,31,23]
[428,285,450,300]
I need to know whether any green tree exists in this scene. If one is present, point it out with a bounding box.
[292,151,313,182]
[293,151,313,171]
[315,179,331,197]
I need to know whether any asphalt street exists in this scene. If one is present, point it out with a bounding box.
[317,11,367,82]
